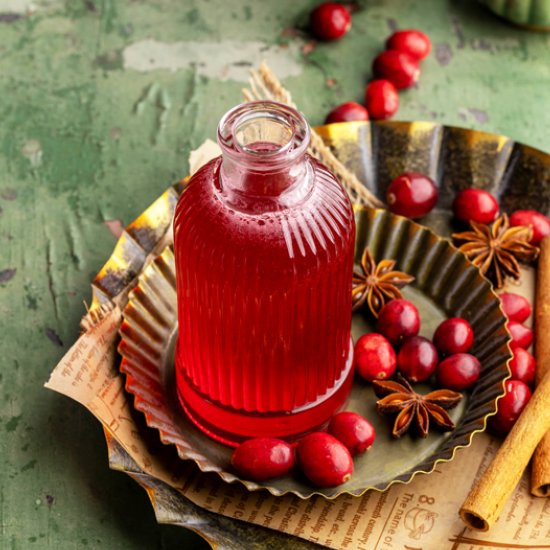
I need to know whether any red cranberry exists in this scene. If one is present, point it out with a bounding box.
[508,321,533,350]
[328,411,376,456]
[325,102,369,124]
[297,432,353,487]
[386,172,438,219]
[309,2,351,41]
[433,317,474,355]
[354,333,396,382]
[377,299,420,345]
[397,336,439,382]
[364,79,399,120]
[436,353,481,390]
[452,188,499,225]
[489,379,531,435]
[509,210,550,245]
[372,50,420,90]
[386,29,431,61]
[231,438,295,481]
[499,292,531,323]
[509,347,536,386]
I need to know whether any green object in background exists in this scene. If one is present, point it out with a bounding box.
[480,0,550,29]
[1,0,550,548]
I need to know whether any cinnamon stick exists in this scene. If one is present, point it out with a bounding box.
[459,236,550,531]
[532,236,550,496]
[459,369,550,530]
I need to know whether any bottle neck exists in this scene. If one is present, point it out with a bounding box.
[220,151,308,197]
[217,101,311,207]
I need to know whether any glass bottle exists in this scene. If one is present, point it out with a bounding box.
[174,101,355,446]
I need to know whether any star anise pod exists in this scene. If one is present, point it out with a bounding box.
[352,248,414,317]
[372,375,463,438]
[452,214,539,289]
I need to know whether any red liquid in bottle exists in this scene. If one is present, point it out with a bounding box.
[174,102,355,446]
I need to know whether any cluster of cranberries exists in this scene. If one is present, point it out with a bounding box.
[354,299,480,390]
[382,179,546,435]
[489,291,535,435]
[231,410,375,487]
[383,170,550,241]
[309,3,431,123]
[451,187,550,244]
[452,188,550,244]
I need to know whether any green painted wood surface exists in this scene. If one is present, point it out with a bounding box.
[0,0,548,548]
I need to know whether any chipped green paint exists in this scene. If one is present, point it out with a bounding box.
[133,82,172,145]
[5,415,22,432]
[24,283,39,310]
[0,1,549,549]
[20,459,37,472]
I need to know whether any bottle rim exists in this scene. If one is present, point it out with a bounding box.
[217,101,310,170]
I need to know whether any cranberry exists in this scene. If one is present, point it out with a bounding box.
[433,317,474,355]
[309,2,351,41]
[296,432,353,487]
[377,299,420,345]
[325,102,369,124]
[509,347,536,386]
[508,321,533,350]
[499,292,532,323]
[509,210,550,245]
[364,79,399,120]
[499,292,531,323]
[328,412,376,456]
[231,438,295,481]
[436,353,481,390]
[372,50,420,90]
[452,188,499,225]
[386,29,431,61]
[354,333,396,382]
[397,336,439,382]
[489,379,531,435]
[386,172,438,219]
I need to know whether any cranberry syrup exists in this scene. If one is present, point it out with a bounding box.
[174,102,356,446]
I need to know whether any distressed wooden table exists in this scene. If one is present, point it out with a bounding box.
[1,1,549,548]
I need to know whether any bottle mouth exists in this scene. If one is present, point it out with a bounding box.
[217,101,310,169]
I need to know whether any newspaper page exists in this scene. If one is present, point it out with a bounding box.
[180,434,550,549]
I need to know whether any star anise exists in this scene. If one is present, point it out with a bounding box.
[372,375,463,438]
[452,214,539,289]
[352,248,414,317]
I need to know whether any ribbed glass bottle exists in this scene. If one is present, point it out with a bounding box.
[174,101,355,446]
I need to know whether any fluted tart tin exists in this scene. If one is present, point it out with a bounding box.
[118,206,512,499]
